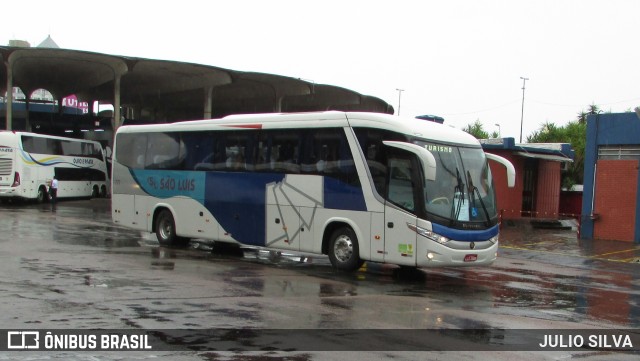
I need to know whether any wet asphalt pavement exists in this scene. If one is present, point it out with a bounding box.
[0,199,638,361]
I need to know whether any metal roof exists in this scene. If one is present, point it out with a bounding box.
[480,137,575,161]
[0,46,393,125]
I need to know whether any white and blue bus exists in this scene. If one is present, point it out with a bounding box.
[0,131,109,202]
[112,112,515,271]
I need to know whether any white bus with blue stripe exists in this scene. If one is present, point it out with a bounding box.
[0,131,109,202]
[111,111,515,271]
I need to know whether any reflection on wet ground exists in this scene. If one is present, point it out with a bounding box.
[1,199,639,359]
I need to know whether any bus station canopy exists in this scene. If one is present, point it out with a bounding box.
[0,46,393,128]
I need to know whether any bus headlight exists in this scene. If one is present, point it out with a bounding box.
[407,223,450,244]
[488,234,499,244]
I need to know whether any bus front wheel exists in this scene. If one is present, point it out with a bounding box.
[155,209,177,246]
[328,227,364,272]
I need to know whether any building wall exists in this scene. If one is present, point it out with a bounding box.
[535,160,562,218]
[488,151,564,221]
[559,191,582,218]
[581,112,640,243]
[488,150,524,220]
[593,160,638,242]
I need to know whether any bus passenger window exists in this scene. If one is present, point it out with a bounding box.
[145,133,183,169]
[115,133,147,169]
[219,131,252,171]
[183,132,215,171]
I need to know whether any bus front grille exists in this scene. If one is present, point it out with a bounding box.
[0,158,13,175]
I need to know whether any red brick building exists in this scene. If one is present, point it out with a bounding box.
[481,138,574,220]
[581,112,640,243]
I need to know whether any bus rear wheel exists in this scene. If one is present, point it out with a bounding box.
[328,226,364,272]
[155,209,177,246]
[37,186,48,203]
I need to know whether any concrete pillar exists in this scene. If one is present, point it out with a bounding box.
[25,97,31,132]
[113,75,122,130]
[204,86,213,119]
[5,63,12,130]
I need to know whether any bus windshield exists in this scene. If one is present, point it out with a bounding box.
[417,141,497,226]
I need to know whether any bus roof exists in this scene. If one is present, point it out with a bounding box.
[0,130,103,146]
[116,111,480,147]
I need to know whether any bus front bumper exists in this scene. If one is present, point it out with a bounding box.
[416,239,499,267]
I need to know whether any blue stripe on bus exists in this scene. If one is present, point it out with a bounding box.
[204,172,285,246]
[323,177,367,212]
[131,170,367,246]
[431,223,499,242]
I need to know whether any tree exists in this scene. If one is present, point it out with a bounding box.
[463,119,489,139]
[577,103,601,124]
[526,120,586,189]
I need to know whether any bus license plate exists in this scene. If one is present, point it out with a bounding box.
[464,254,478,262]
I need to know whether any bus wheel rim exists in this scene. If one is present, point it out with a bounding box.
[159,218,172,239]
[334,235,353,263]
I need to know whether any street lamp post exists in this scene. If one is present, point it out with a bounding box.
[519,77,529,143]
[396,88,404,116]
[495,123,501,137]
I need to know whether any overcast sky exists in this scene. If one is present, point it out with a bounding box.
[3,0,639,141]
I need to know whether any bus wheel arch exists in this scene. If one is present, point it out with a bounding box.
[323,222,364,272]
[152,207,189,247]
[91,185,99,198]
[37,185,48,203]
[153,208,178,246]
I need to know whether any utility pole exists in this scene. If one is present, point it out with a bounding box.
[519,77,529,143]
[396,88,404,116]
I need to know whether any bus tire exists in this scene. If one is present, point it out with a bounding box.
[37,186,48,203]
[155,209,178,246]
[328,226,364,272]
[100,185,107,198]
[91,186,99,198]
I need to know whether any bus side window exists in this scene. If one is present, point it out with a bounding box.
[184,132,215,171]
[115,133,147,169]
[387,151,417,212]
[145,133,183,170]
[270,130,300,173]
[60,140,82,157]
[302,128,357,185]
[219,131,252,171]
[255,131,271,172]
[354,127,409,196]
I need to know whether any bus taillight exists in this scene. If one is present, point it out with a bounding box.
[11,172,20,187]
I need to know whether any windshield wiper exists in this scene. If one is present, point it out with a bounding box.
[467,170,491,226]
[450,168,466,225]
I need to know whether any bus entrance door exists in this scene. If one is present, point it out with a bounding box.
[383,154,419,266]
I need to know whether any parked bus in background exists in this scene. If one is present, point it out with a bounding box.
[111,112,515,271]
[0,131,109,202]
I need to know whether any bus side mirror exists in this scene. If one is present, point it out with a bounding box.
[485,153,516,188]
[382,141,437,181]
